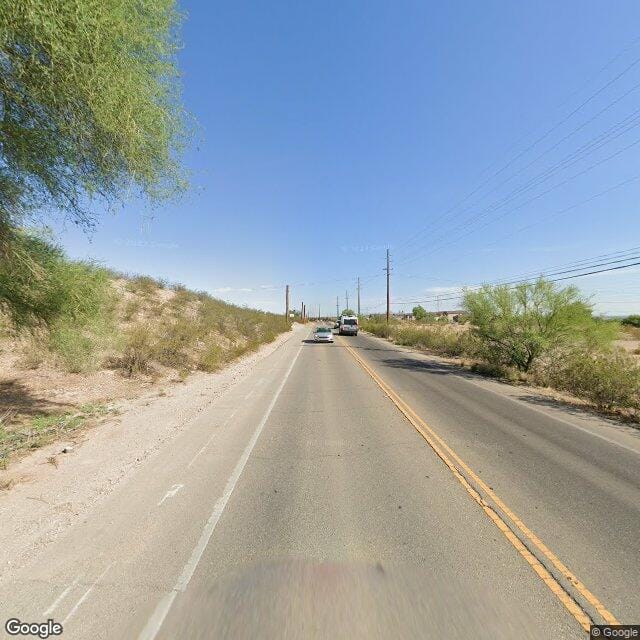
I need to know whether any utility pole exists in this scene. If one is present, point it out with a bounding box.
[301,301,305,322]
[384,249,391,324]
[357,277,361,316]
[285,284,290,325]
[318,304,321,320]
[345,290,349,312]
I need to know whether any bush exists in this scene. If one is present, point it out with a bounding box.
[114,324,155,376]
[361,320,477,359]
[198,342,226,372]
[361,321,395,339]
[621,315,640,328]
[0,232,115,330]
[0,232,117,372]
[126,276,162,296]
[153,319,196,370]
[470,362,511,379]
[545,349,640,410]
[464,279,615,372]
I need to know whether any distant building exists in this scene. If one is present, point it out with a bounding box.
[435,310,466,323]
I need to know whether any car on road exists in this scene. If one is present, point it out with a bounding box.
[338,315,358,336]
[313,326,334,342]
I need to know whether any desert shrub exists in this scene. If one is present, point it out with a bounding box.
[390,325,477,358]
[621,315,640,328]
[114,324,155,376]
[464,279,615,372]
[0,232,117,371]
[544,349,640,410]
[126,276,162,296]
[48,322,97,372]
[0,233,115,330]
[361,321,395,338]
[153,319,197,370]
[470,362,512,379]
[122,299,142,321]
[198,342,226,372]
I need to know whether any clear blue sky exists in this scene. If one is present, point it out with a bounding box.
[57,0,640,316]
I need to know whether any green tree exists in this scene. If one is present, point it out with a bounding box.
[412,305,427,320]
[0,0,188,277]
[621,315,640,328]
[341,309,356,316]
[463,279,615,372]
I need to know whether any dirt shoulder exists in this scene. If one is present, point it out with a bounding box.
[0,324,303,577]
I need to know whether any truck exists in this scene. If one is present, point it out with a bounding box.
[338,315,358,336]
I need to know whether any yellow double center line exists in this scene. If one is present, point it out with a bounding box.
[340,337,619,632]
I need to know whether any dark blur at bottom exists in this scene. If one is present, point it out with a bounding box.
[159,559,544,640]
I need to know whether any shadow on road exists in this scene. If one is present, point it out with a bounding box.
[353,350,640,433]
[513,392,640,432]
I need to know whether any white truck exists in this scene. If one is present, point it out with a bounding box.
[338,315,358,336]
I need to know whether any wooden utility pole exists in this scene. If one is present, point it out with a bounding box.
[385,249,391,324]
[357,277,361,316]
[345,290,349,312]
[318,304,321,320]
[336,296,339,319]
[285,284,290,325]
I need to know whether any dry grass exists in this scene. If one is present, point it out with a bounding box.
[0,404,115,469]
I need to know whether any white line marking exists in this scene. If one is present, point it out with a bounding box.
[138,345,303,640]
[157,484,184,507]
[461,376,640,457]
[186,409,238,469]
[244,389,255,400]
[377,337,640,458]
[43,577,79,616]
[61,563,114,624]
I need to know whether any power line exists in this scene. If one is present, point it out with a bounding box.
[387,248,640,304]
[390,258,640,306]
[406,84,640,255]
[395,46,640,256]
[397,134,640,268]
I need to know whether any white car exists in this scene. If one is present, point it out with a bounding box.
[313,326,334,342]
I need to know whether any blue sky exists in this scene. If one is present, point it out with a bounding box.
[57,0,640,315]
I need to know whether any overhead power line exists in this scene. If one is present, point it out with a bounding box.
[382,249,640,307]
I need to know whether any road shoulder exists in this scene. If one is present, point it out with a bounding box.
[0,324,306,578]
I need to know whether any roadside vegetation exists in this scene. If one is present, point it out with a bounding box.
[0,232,288,468]
[362,279,640,419]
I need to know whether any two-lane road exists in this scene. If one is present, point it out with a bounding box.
[1,325,637,639]
[344,330,640,625]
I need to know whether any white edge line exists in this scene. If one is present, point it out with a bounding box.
[368,335,640,458]
[61,562,114,625]
[461,376,640,457]
[138,344,304,640]
[43,577,79,616]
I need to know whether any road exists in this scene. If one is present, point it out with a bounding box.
[1,324,638,639]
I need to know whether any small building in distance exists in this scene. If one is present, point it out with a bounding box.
[435,310,466,323]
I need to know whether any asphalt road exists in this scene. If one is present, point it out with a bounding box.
[1,325,638,639]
